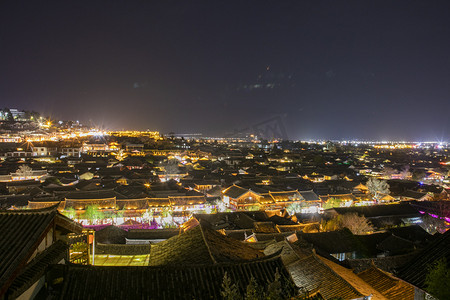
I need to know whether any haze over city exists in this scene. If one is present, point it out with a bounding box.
[1,1,450,140]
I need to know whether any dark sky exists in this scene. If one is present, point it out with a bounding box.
[1,1,450,140]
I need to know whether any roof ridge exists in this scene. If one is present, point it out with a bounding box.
[374,264,401,281]
[55,211,83,232]
[0,204,59,214]
[282,240,304,262]
[398,228,450,275]
[372,264,428,295]
[387,233,415,244]
[359,265,419,297]
[68,254,285,270]
[312,253,365,297]
[0,207,58,297]
[199,226,217,264]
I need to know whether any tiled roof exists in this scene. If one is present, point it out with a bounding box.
[147,198,171,208]
[149,225,265,266]
[401,190,427,200]
[264,241,365,300]
[43,185,77,193]
[252,232,292,242]
[114,185,148,199]
[192,179,221,185]
[149,227,214,266]
[168,195,206,206]
[224,229,254,241]
[397,229,450,289]
[0,195,31,208]
[222,184,251,199]
[241,211,270,221]
[347,252,418,274]
[127,228,179,240]
[298,229,361,254]
[194,212,257,230]
[355,232,392,256]
[253,221,279,233]
[299,190,321,201]
[289,257,348,298]
[320,194,357,202]
[147,190,185,198]
[6,240,68,299]
[0,207,57,296]
[376,235,414,254]
[277,224,305,232]
[115,198,148,210]
[387,225,432,245]
[269,191,303,202]
[205,185,222,196]
[268,215,297,225]
[332,203,420,218]
[65,189,122,200]
[95,225,127,244]
[318,256,387,300]
[65,198,116,210]
[95,243,150,255]
[28,199,65,210]
[258,193,275,204]
[54,213,84,234]
[6,180,40,187]
[358,265,416,300]
[58,257,295,300]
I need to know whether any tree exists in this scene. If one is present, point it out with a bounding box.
[247,204,260,211]
[142,209,154,223]
[286,202,302,215]
[323,197,343,210]
[322,213,373,235]
[161,207,172,218]
[339,213,374,235]
[425,258,450,300]
[321,217,341,232]
[221,272,241,300]
[366,177,390,203]
[245,277,262,300]
[115,210,124,224]
[221,269,297,300]
[266,269,283,300]
[83,205,105,225]
[213,199,227,212]
[16,165,33,179]
[63,207,76,220]
[160,208,174,228]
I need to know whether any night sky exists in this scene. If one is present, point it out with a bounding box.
[1,1,450,141]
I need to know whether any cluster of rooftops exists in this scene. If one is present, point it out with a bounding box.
[0,135,449,298]
[1,206,449,299]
